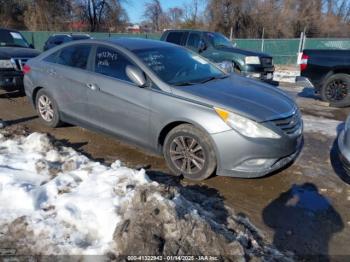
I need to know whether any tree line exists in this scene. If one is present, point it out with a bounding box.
[1,0,350,38]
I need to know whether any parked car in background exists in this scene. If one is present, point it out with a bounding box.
[299,49,350,107]
[43,34,91,51]
[0,28,40,92]
[161,29,275,82]
[23,38,302,181]
[338,114,350,173]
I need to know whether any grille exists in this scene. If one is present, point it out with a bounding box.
[271,110,302,136]
[11,58,29,71]
[260,57,273,67]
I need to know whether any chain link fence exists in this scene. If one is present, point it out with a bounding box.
[20,31,350,65]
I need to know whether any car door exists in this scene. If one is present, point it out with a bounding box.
[47,44,92,124]
[85,45,151,147]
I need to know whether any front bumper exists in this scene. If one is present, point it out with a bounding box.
[211,129,303,178]
[0,71,23,90]
[243,65,275,82]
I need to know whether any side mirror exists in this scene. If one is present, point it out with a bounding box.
[126,65,147,87]
[29,44,34,49]
[198,40,207,53]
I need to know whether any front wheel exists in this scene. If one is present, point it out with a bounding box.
[321,73,350,107]
[163,124,216,181]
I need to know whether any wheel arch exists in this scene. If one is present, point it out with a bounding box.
[322,68,350,85]
[32,86,44,108]
[157,119,217,152]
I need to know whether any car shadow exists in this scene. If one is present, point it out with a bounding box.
[263,183,344,260]
[330,122,350,185]
[0,90,25,99]
[4,116,38,126]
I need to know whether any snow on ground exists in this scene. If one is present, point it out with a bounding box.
[0,130,289,259]
[302,115,343,137]
[273,70,300,83]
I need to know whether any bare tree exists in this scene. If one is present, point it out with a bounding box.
[143,0,163,32]
[167,7,184,29]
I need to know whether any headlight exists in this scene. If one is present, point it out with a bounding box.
[215,107,281,139]
[245,56,260,65]
[0,59,14,69]
[216,61,233,73]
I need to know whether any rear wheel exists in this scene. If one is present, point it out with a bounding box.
[35,89,62,127]
[321,73,350,107]
[163,124,216,181]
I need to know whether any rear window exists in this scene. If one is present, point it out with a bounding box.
[166,32,185,45]
[56,45,91,69]
[0,30,29,48]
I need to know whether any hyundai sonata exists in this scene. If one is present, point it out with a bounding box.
[23,38,303,180]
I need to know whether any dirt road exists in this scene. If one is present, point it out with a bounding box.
[1,85,350,259]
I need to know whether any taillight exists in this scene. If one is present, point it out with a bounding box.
[300,53,309,72]
[22,64,31,74]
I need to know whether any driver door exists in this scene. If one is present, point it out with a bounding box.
[85,45,151,147]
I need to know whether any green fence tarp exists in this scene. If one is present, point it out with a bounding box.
[20,31,350,65]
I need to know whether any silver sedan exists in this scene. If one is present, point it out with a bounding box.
[23,38,303,180]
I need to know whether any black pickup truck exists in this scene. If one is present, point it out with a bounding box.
[0,28,40,91]
[161,30,275,82]
[299,49,350,107]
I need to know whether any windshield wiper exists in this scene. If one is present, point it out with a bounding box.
[172,81,196,86]
[199,75,229,84]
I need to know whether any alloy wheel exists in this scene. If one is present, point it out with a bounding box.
[38,95,54,122]
[325,79,348,101]
[169,136,206,175]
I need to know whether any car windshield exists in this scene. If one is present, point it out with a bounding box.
[205,32,234,48]
[134,46,226,86]
[0,30,30,48]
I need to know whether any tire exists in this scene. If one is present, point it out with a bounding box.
[163,124,216,181]
[35,89,62,127]
[320,73,350,107]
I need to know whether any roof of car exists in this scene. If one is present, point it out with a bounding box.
[164,29,209,33]
[0,28,20,33]
[106,37,175,51]
[51,34,90,37]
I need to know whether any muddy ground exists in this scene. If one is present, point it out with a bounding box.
[0,84,350,260]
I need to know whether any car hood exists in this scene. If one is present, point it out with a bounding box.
[171,74,296,122]
[0,47,41,59]
[217,46,271,57]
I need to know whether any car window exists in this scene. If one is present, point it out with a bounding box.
[43,51,60,63]
[135,47,224,85]
[0,30,30,48]
[187,32,201,50]
[94,46,133,83]
[166,32,184,45]
[56,45,91,69]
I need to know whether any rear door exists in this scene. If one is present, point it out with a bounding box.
[47,44,92,123]
[85,45,151,147]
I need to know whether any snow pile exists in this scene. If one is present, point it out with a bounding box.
[273,70,300,83]
[0,131,290,259]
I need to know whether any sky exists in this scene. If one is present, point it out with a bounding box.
[124,0,205,24]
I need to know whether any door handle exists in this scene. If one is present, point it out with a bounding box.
[86,83,99,91]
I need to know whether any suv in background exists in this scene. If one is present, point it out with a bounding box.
[43,34,91,51]
[0,28,40,91]
[161,30,275,82]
